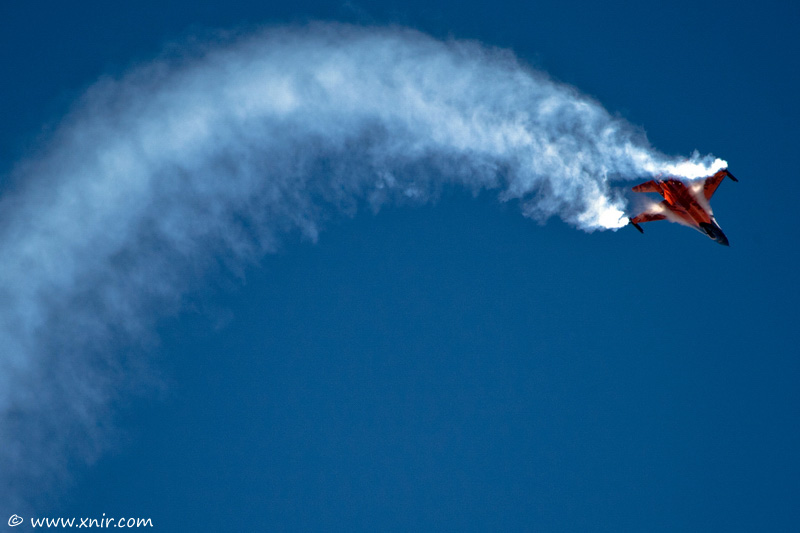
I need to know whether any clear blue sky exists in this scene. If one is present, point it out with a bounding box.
[1,0,798,531]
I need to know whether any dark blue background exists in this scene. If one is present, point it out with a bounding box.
[2,0,798,530]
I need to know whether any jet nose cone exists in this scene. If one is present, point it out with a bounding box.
[700,222,730,246]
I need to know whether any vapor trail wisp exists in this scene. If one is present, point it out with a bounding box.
[0,23,725,505]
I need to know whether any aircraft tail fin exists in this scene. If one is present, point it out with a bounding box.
[632,180,662,194]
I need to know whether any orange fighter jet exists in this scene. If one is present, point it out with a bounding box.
[628,168,738,245]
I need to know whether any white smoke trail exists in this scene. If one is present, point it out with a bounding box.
[0,23,725,506]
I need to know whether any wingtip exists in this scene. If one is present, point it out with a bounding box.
[720,168,739,182]
[628,219,644,233]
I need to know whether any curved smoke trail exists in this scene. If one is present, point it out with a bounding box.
[0,23,725,505]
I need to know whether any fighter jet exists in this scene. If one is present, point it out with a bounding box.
[628,168,738,245]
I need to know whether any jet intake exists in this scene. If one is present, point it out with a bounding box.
[699,222,730,246]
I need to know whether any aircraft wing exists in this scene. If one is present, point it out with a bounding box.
[703,169,738,200]
[630,211,667,224]
[629,205,668,233]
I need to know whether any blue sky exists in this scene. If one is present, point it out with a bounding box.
[1,1,798,531]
